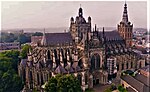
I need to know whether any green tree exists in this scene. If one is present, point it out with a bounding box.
[45,77,58,92]
[0,50,20,71]
[45,74,82,92]
[104,88,112,92]
[0,61,23,92]
[0,69,23,92]
[32,32,43,36]
[0,50,23,92]
[20,44,32,59]
[118,85,127,92]
[17,34,31,44]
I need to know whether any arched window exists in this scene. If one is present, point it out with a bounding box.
[122,63,124,70]
[48,72,52,80]
[29,71,33,83]
[139,62,142,68]
[78,59,83,69]
[90,54,100,71]
[41,73,44,85]
[23,69,26,82]
[47,50,51,59]
[54,49,57,59]
[85,74,88,85]
[96,54,100,69]
[131,62,133,68]
[126,62,128,69]
[77,74,82,85]
[90,56,95,71]
[29,71,33,89]
[37,73,40,85]
[117,64,119,71]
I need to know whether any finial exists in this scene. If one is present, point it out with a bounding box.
[103,27,104,32]
[80,4,81,8]
[122,0,128,23]
[103,27,105,35]
[43,28,45,34]
[95,24,97,31]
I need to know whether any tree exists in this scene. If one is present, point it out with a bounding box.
[44,74,82,92]
[20,44,32,59]
[0,50,23,92]
[32,32,43,36]
[45,77,58,92]
[104,88,112,92]
[0,50,20,71]
[17,34,31,44]
[118,85,127,92]
[0,69,23,92]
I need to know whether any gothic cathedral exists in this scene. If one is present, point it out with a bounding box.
[18,2,145,92]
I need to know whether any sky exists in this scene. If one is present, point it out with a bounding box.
[1,1,147,29]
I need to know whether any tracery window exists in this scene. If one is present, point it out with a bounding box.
[90,54,100,71]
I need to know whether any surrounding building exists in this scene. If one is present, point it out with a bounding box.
[139,65,150,77]
[0,42,20,51]
[121,65,150,92]
[31,36,43,47]
[18,2,146,91]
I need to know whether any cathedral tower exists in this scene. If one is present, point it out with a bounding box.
[118,2,133,47]
[70,6,91,45]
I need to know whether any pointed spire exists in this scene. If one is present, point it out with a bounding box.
[79,4,83,17]
[41,28,47,46]
[103,27,105,37]
[122,0,128,23]
[28,47,32,55]
[95,24,97,32]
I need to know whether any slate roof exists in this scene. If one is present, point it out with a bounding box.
[20,59,27,67]
[121,75,144,92]
[55,65,67,74]
[98,30,124,41]
[121,75,150,92]
[134,74,150,87]
[140,65,150,72]
[45,32,73,45]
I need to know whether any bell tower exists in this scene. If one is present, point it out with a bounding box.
[118,2,133,47]
[70,6,91,45]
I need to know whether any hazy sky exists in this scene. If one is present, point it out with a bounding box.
[1,1,147,29]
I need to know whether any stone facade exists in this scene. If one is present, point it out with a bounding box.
[18,3,146,92]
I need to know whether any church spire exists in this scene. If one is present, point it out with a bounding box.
[78,4,83,17]
[41,28,47,46]
[122,1,128,23]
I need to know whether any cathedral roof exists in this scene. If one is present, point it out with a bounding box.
[44,32,73,45]
[55,65,67,74]
[20,59,27,67]
[98,30,124,41]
